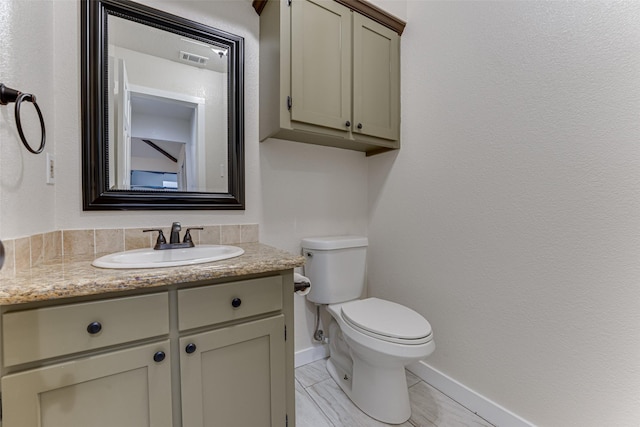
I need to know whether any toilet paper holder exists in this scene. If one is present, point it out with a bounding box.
[294,282,311,293]
[293,272,311,295]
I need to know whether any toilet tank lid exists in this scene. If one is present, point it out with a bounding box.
[301,236,368,250]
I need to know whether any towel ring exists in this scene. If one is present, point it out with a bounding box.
[0,83,46,154]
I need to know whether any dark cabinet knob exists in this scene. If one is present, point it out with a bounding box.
[231,297,242,308]
[357,123,363,129]
[153,351,166,363]
[87,321,102,335]
[345,121,351,127]
[185,343,197,354]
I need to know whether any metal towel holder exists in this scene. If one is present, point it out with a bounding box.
[0,83,46,270]
[0,83,46,154]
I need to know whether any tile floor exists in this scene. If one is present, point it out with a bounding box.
[295,359,494,427]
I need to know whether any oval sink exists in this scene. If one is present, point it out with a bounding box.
[92,245,244,269]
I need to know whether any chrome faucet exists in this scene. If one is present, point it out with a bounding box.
[143,223,204,250]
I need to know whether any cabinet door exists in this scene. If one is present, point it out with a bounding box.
[352,13,400,141]
[1,340,172,427]
[291,0,351,132]
[180,315,286,427]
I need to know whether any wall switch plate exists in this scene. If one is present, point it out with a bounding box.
[46,153,55,185]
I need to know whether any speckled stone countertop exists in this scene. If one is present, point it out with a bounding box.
[0,243,305,305]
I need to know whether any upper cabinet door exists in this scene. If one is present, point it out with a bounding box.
[291,0,352,131]
[352,13,400,141]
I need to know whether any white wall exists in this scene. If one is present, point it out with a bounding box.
[1,0,369,356]
[0,0,56,238]
[10,0,640,424]
[368,1,640,426]
[260,139,369,351]
[52,0,265,230]
[0,0,370,236]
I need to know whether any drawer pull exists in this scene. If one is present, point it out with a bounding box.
[231,297,242,308]
[185,343,197,354]
[153,351,166,363]
[86,321,102,335]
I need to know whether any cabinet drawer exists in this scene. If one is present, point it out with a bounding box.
[3,293,169,367]
[178,276,283,330]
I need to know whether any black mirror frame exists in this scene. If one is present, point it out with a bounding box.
[81,0,245,210]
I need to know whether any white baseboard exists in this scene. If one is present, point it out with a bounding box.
[295,344,329,368]
[407,360,535,427]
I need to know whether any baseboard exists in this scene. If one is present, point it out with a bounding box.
[407,360,535,427]
[295,344,329,368]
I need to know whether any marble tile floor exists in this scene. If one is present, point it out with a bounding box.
[295,359,494,427]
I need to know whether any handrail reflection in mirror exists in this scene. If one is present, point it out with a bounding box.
[0,83,46,154]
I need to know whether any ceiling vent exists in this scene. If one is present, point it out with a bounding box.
[179,51,208,66]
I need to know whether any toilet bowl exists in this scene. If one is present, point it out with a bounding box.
[301,236,435,424]
[325,298,434,424]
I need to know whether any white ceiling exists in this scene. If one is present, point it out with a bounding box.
[108,14,228,74]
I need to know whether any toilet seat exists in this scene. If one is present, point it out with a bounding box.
[340,298,432,345]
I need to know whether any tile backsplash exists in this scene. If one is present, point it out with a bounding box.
[0,224,259,276]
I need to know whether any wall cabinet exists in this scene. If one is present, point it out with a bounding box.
[0,273,295,427]
[259,0,403,155]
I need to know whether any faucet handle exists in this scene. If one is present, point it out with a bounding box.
[183,227,204,244]
[143,229,167,248]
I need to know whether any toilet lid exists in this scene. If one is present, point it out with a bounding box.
[341,298,432,343]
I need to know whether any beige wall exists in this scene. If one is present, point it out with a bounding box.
[368,1,640,425]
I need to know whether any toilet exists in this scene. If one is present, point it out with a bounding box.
[302,236,435,424]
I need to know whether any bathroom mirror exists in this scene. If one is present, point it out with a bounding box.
[81,0,244,210]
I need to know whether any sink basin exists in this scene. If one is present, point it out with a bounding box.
[92,245,244,269]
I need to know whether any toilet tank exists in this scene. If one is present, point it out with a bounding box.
[301,236,368,304]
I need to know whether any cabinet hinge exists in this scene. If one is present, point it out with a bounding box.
[286,96,292,111]
[286,414,289,427]
[284,325,287,341]
[287,0,291,7]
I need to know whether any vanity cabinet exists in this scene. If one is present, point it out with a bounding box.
[177,276,287,426]
[0,293,172,427]
[259,0,402,155]
[0,273,295,427]
[180,316,285,426]
[2,340,173,427]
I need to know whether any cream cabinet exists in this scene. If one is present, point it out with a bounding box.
[180,316,285,426]
[0,273,295,427]
[177,276,287,427]
[258,0,403,155]
[2,340,173,427]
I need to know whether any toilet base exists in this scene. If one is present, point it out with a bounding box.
[326,355,412,424]
[326,322,413,424]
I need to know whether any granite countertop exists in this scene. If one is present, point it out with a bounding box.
[0,243,305,305]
